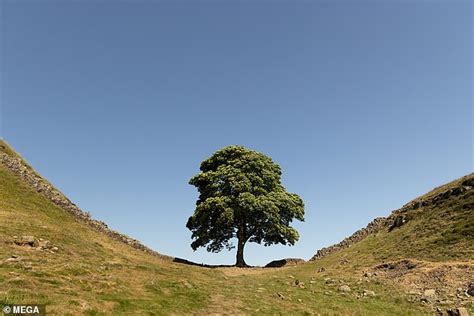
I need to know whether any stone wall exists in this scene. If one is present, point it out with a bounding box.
[0,152,171,259]
[310,217,388,260]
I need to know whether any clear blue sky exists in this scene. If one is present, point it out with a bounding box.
[1,0,472,265]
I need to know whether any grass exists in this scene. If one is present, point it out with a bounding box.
[0,140,472,314]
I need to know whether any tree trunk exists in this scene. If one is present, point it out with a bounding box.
[235,236,247,267]
[235,224,248,267]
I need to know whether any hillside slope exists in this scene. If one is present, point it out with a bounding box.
[0,141,217,314]
[0,140,472,315]
[311,173,474,263]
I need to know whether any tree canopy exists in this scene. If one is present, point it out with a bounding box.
[186,145,305,267]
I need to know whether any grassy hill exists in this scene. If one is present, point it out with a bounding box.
[0,140,472,315]
[310,172,474,264]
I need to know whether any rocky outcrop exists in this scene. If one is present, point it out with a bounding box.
[446,307,469,316]
[310,217,387,260]
[310,174,473,261]
[467,283,474,297]
[13,235,58,252]
[402,183,472,210]
[0,152,170,259]
[265,258,305,268]
[389,215,407,231]
[14,235,38,247]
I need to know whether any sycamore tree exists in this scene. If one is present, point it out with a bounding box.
[186,145,304,267]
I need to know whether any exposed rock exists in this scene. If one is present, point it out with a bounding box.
[338,285,351,292]
[363,272,372,278]
[447,307,469,316]
[363,290,375,297]
[389,215,407,231]
[374,260,417,274]
[14,236,55,251]
[265,258,305,268]
[462,178,474,187]
[317,267,326,273]
[311,217,387,260]
[38,240,52,250]
[4,256,20,263]
[467,283,474,297]
[15,236,38,247]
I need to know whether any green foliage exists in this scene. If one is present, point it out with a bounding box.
[186,146,305,260]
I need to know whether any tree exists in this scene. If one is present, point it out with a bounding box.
[186,145,305,267]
